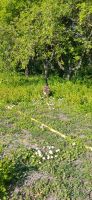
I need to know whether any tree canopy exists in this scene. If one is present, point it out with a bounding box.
[0,0,92,78]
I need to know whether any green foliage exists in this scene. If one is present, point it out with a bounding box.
[0,0,92,77]
[0,147,41,199]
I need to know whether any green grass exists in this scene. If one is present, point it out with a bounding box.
[0,72,92,200]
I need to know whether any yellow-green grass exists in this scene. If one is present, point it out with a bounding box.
[0,72,92,200]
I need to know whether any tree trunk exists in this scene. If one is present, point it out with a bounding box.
[66,58,73,80]
[66,65,72,80]
[44,60,49,85]
[25,66,30,77]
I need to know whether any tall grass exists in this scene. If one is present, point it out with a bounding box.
[0,72,92,113]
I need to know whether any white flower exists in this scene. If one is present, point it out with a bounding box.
[72,142,76,146]
[49,150,53,155]
[6,105,15,110]
[37,150,42,157]
[47,155,50,160]
[55,155,58,158]
[47,146,51,149]
[51,146,54,149]
[50,156,53,159]
[56,149,60,153]
[42,157,46,160]
[31,155,34,158]
[40,124,44,130]
[35,150,42,157]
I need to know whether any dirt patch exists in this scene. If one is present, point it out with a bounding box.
[89,190,92,200]
[57,113,70,121]
[24,171,53,186]
[10,171,53,199]
[0,130,38,158]
[21,129,32,135]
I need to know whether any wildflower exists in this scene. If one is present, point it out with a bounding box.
[35,149,42,157]
[51,146,54,149]
[6,105,15,110]
[31,155,34,158]
[58,98,63,101]
[49,150,53,155]
[37,150,42,157]
[40,124,44,130]
[55,155,58,158]
[42,157,46,160]
[47,155,50,160]
[72,142,76,146]
[56,149,60,153]
[48,146,51,150]
[50,156,53,159]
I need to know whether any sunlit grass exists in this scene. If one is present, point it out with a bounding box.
[0,72,92,199]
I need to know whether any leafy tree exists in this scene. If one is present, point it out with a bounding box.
[0,0,92,78]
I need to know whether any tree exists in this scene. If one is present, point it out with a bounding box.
[0,0,92,78]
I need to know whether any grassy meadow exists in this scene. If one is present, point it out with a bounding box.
[0,72,92,200]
